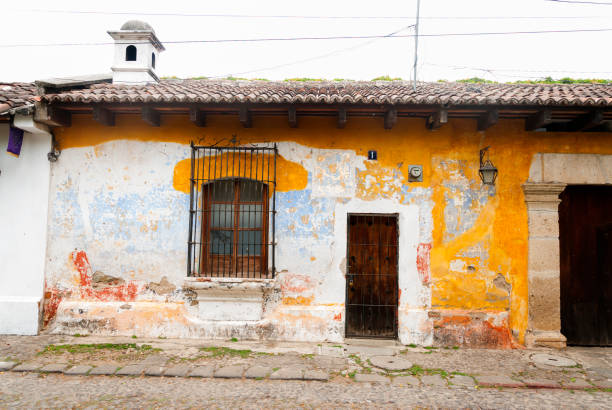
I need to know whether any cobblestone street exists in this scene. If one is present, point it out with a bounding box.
[0,372,611,409]
[0,334,611,408]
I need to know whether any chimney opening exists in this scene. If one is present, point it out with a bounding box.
[126,45,137,61]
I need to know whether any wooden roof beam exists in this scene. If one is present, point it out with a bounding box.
[288,107,298,128]
[142,107,160,127]
[93,106,115,126]
[189,108,206,127]
[525,109,552,131]
[34,103,71,127]
[384,108,397,130]
[337,108,347,129]
[239,107,252,128]
[567,110,603,131]
[477,109,498,131]
[427,108,448,130]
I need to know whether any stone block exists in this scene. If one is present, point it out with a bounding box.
[244,366,271,379]
[527,278,562,332]
[164,365,192,377]
[89,364,119,376]
[269,368,303,380]
[40,363,68,373]
[0,362,17,371]
[528,210,559,238]
[11,363,41,372]
[525,331,567,348]
[421,375,447,387]
[116,364,146,376]
[63,365,93,375]
[354,373,389,383]
[144,366,165,376]
[593,379,612,389]
[477,375,524,388]
[345,346,395,357]
[541,154,605,184]
[320,345,345,357]
[190,365,214,378]
[214,365,244,379]
[392,376,420,386]
[528,238,560,273]
[563,379,593,389]
[303,370,329,381]
[369,356,412,371]
[449,375,475,388]
[522,378,561,389]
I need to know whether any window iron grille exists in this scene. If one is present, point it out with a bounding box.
[187,143,277,278]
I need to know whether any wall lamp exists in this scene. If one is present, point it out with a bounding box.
[479,146,498,185]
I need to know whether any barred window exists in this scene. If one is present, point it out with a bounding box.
[188,144,276,278]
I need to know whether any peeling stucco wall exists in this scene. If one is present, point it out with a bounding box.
[42,114,612,347]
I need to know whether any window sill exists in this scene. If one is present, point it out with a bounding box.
[183,277,274,321]
[183,276,274,290]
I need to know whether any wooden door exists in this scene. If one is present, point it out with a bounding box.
[346,214,398,338]
[559,186,612,346]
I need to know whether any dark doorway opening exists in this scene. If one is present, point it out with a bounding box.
[560,185,612,346]
[346,214,398,339]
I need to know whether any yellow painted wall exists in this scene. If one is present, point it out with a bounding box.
[54,113,612,343]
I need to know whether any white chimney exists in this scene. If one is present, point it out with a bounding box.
[108,20,165,84]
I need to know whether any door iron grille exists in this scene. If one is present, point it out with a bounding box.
[346,214,399,338]
[187,143,277,278]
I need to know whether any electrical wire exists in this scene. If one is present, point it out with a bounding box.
[3,27,612,48]
[424,62,612,75]
[544,0,612,5]
[212,25,415,78]
[10,8,612,19]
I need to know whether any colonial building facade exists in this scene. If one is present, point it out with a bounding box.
[2,21,612,347]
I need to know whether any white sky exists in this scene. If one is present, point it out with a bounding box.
[2,0,612,83]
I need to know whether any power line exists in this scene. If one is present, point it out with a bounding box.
[3,27,612,48]
[214,25,415,78]
[9,8,612,19]
[424,62,612,75]
[544,0,612,5]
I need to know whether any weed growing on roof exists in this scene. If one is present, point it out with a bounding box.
[283,77,326,82]
[371,75,403,81]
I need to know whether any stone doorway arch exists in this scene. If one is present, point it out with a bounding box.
[523,153,612,347]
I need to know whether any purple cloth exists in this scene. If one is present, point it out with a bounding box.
[7,126,23,156]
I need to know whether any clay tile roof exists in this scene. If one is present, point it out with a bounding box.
[0,82,38,114]
[41,79,612,107]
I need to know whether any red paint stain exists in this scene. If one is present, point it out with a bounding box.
[42,284,65,326]
[333,313,342,321]
[432,313,514,349]
[71,250,92,287]
[280,274,313,294]
[416,243,432,284]
[72,250,142,302]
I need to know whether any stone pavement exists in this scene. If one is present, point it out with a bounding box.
[1,334,611,394]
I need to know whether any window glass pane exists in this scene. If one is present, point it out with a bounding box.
[238,231,262,255]
[240,180,265,202]
[208,180,234,201]
[210,230,233,254]
[239,204,262,228]
[210,204,234,228]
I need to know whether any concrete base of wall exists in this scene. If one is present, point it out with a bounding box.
[0,297,41,335]
[524,330,567,349]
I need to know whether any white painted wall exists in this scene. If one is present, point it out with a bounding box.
[0,121,52,335]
